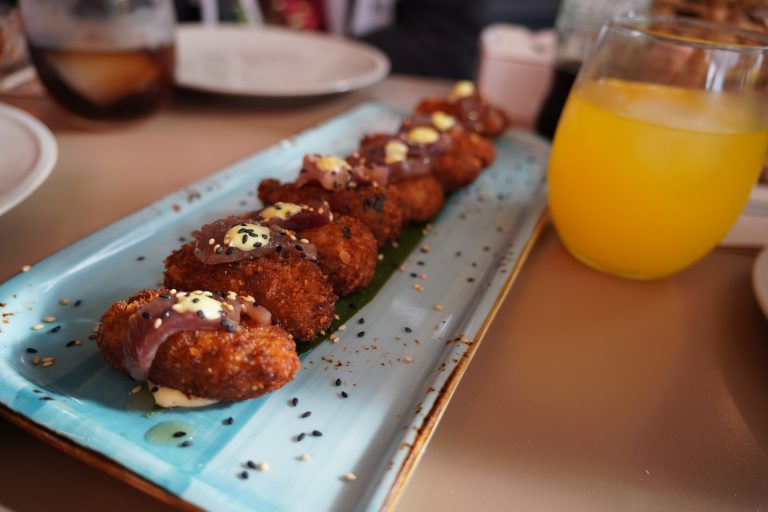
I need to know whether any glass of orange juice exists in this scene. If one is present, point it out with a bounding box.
[548,16,768,279]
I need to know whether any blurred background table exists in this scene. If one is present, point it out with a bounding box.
[1,75,768,512]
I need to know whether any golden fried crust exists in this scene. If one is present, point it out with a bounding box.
[96,289,300,401]
[415,98,509,138]
[391,175,445,223]
[163,243,336,341]
[301,214,377,296]
[326,185,407,247]
[258,179,334,206]
[431,131,496,193]
[258,180,408,248]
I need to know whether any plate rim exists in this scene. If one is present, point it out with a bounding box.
[0,103,58,216]
[174,24,391,97]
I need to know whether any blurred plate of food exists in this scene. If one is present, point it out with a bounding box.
[0,102,57,215]
[175,24,390,97]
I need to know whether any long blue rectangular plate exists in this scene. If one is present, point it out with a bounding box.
[0,102,548,512]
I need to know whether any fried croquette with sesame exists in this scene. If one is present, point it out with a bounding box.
[96,289,300,402]
[258,179,408,248]
[164,242,336,341]
[300,214,377,296]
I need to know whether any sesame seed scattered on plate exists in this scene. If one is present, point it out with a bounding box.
[59,298,70,305]
[31,324,44,331]
[403,356,414,364]
[342,472,357,482]
[21,265,31,272]
[298,452,312,461]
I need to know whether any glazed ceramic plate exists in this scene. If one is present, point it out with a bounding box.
[0,102,547,512]
[175,25,390,97]
[754,248,768,319]
[0,103,57,216]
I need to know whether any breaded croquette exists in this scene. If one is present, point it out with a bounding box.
[164,241,336,341]
[97,289,300,403]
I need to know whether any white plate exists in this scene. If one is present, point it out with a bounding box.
[0,103,57,216]
[175,25,390,97]
[754,248,768,319]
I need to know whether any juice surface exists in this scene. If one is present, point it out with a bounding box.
[548,79,768,278]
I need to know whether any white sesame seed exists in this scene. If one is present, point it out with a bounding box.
[130,385,142,395]
[153,318,162,329]
[42,316,56,323]
[32,356,40,365]
[256,462,269,472]
[208,238,215,245]
[42,361,54,368]
[42,356,54,363]
[377,254,384,261]
[398,265,406,272]
[338,324,346,331]
[343,473,357,481]
[59,298,70,305]
[31,324,44,331]
[434,304,443,311]
[298,452,312,461]
[21,265,31,272]
[403,356,414,364]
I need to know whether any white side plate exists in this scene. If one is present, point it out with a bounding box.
[0,103,57,216]
[175,25,390,97]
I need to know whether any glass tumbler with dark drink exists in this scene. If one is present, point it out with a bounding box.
[19,0,175,122]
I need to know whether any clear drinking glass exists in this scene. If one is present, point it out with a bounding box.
[19,0,175,121]
[548,16,768,279]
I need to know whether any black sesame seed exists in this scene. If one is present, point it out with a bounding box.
[237,228,248,234]
[357,331,365,337]
[253,242,262,248]
[358,318,365,324]
[173,431,186,438]
[341,391,349,398]
[74,300,82,307]
[39,396,54,401]
[159,293,171,299]
[192,297,200,303]
[301,411,311,418]
[417,261,425,266]
[291,397,299,407]
[410,273,418,278]
[335,378,341,387]
[196,310,206,318]
[312,430,322,437]
[142,311,151,319]
[296,432,306,442]
[50,325,61,333]
[275,245,283,253]
[180,440,193,448]
[295,244,303,251]
[348,303,357,310]
[178,236,187,242]
[239,471,249,479]
[150,386,159,393]
[261,234,268,240]
[455,251,462,256]
[25,348,37,354]
[66,340,76,347]
[216,246,224,254]
[242,235,248,244]
[162,309,171,319]
[471,262,477,267]
[225,247,235,255]
[223,417,234,425]
[246,460,257,469]
[404,326,412,333]
[467,278,475,282]
[32,389,41,393]
[136,256,145,261]
[483,246,490,252]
